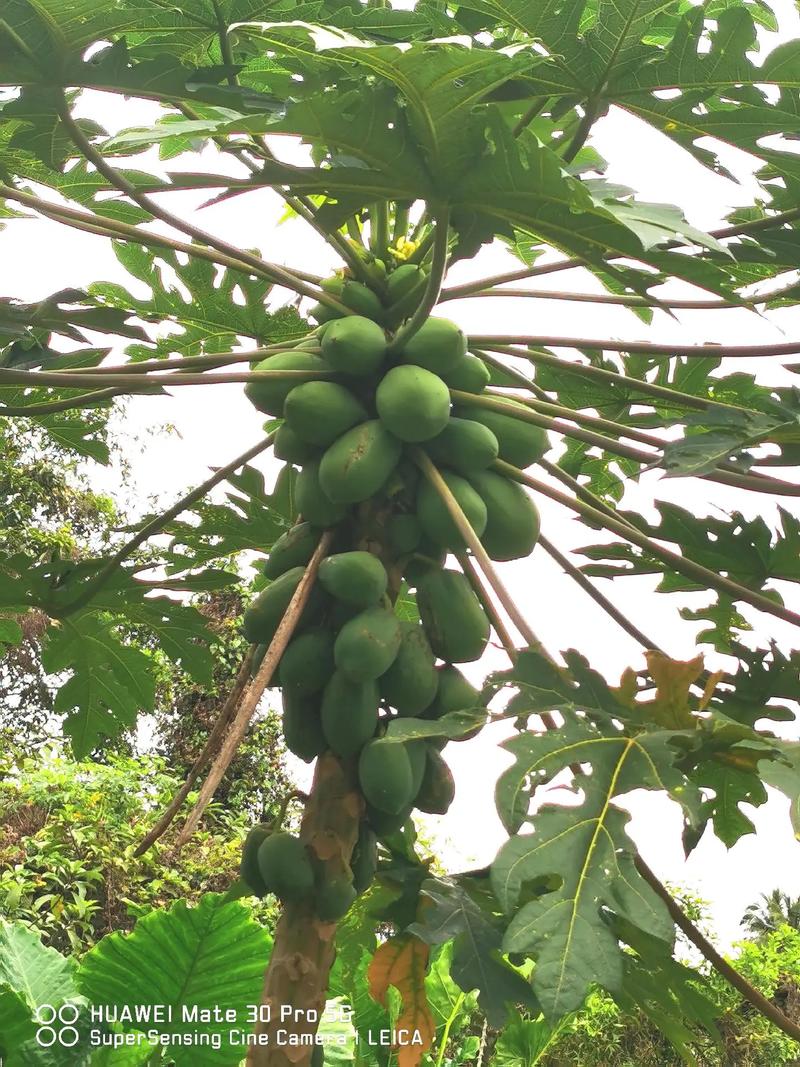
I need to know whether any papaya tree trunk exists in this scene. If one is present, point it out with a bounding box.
[246,753,363,1066]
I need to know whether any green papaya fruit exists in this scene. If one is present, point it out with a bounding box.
[457,399,549,469]
[424,664,481,719]
[387,513,421,555]
[250,643,267,678]
[318,551,388,607]
[296,458,348,527]
[273,423,320,465]
[256,830,315,901]
[365,802,413,838]
[417,569,490,663]
[376,364,451,443]
[380,623,438,716]
[278,629,335,693]
[284,381,367,446]
[340,280,386,323]
[403,540,447,588]
[358,738,415,814]
[315,875,357,922]
[406,739,428,798]
[415,748,455,814]
[416,470,487,550]
[321,671,380,757]
[264,522,317,580]
[468,470,541,561]
[385,263,426,327]
[351,823,378,894]
[443,353,490,394]
[321,315,387,377]
[425,418,498,475]
[242,565,327,645]
[244,352,328,416]
[400,317,467,375]
[281,687,327,763]
[334,606,401,681]
[240,823,271,896]
[319,421,402,504]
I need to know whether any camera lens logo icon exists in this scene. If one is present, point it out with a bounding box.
[34,1004,80,1048]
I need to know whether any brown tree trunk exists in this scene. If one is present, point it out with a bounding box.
[246,753,363,1066]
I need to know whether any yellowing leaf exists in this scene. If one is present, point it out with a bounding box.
[637,651,705,728]
[367,935,435,1067]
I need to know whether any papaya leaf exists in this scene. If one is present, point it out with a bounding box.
[690,759,769,847]
[366,934,435,1067]
[78,894,270,1067]
[759,741,800,839]
[492,1011,562,1066]
[410,879,539,1029]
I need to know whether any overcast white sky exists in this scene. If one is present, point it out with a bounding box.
[3,0,800,950]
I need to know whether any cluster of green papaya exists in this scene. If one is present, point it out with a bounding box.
[238,265,549,915]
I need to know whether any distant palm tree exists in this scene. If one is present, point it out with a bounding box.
[741,889,800,938]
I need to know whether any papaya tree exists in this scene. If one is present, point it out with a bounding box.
[1,1,800,1064]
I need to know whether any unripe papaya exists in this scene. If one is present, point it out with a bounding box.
[250,643,267,678]
[415,748,455,814]
[403,540,447,588]
[417,569,490,663]
[385,264,426,327]
[359,738,415,814]
[245,352,328,416]
[284,381,367,446]
[296,458,348,527]
[376,365,450,442]
[264,522,317,580]
[406,740,428,798]
[321,315,387,377]
[380,623,438,716]
[242,566,327,645]
[334,606,401,681]
[318,551,388,607]
[468,470,541,561]
[400,317,467,375]
[425,418,498,475]
[416,471,487,550]
[424,664,481,719]
[339,280,386,323]
[315,874,357,922]
[319,421,402,504]
[282,687,327,763]
[240,823,271,896]
[365,802,413,838]
[273,423,319,465]
[387,513,421,555]
[278,629,335,693]
[351,823,378,894]
[256,831,315,901]
[321,671,379,758]
[443,353,490,394]
[457,399,549,469]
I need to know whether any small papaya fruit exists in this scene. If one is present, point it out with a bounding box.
[278,629,335,693]
[457,399,549,469]
[403,539,447,588]
[417,569,490,663]
[264,522,317,580]
[380,623,438,716]
[321,315,387,377]
[424,664,481,719]
[400,317,467,375]
[359,738,415,814]
[365,802,413,838]
[242,565,327,645]
[284,382,367,446]
[351,823,378,894]
[468,470,541,561]
[387,513,421,555]
[385,263,426,327]
[315,874,357,922]
[273,423,320,465]
[415,748,455,814]
[416,470,487,550]
[319,421,402,504]
[318,551,388,607]
[282,687,327,763]
[406,739,428,798]
[240,823,271,896]
[256,831,315,901]
[376,364,450,442]
[245,352,328,416]
[425,418,498,474]
[443,352,490,394]
[296,458,348,528]
[338,280,386,322]
[321,671,379,758]
[334,605,401,681]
